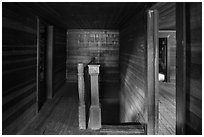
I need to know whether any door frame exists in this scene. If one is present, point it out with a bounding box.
[36,17,40,113]
[46,25,54,99]
[146,9,159,135]
[147,3,189,135]
[36,17,54,113]
[175,3,187,135]
[158,30,176,82]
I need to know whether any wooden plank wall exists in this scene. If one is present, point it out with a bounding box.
[2,3,67,134]
[158,3,176,83]
[185,3,202,134]
[151,2,176,30]
[152,2,176,83]
[2,3,37,134]
[66,29,119,84]
[53,28,67,93]
[119,10,146,124]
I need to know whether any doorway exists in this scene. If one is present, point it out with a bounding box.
[158,31,176,135]
[158,37,167,82]
[158,31,176,83]
[148,2,177,135]
[36,18,47,112]
[36,18,54,112]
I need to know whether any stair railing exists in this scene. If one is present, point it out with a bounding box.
[78,57,98,130]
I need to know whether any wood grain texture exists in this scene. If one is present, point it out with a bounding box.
[152,2,176,83]
[66,29,119,84]
[19,83,145,135]
[119,10,146,125]
[2,3,37,134]
[158,82,176,135]
[151,2,176,30]
[146,10,159,134]
[17,3,153,30]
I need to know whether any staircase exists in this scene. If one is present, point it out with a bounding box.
[99,124,146,135]
[76,63,146,135]
[63,124,146,135]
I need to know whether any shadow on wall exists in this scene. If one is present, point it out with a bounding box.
[119,10,147,125]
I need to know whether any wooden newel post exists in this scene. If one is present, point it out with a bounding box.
[88,65,101,130]
[78,63,86,129]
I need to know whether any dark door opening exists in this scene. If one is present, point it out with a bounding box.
[158,31,176,135]
[159,38,168,82]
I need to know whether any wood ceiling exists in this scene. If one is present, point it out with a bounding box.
[17,2,154,29]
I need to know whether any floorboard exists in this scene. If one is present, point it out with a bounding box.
[158,82,176,135]
[19,83,145,135]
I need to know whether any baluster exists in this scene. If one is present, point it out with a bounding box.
[88,65,101,130]
[78,63,86,129]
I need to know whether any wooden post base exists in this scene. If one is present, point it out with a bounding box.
[78,105,86,129]
[88,105,101,130]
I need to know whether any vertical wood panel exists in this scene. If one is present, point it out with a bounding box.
[146,10,159,135]
[175,2,202,135]
[176,3,187,134]
[150,2,176,30]
[46,26,54,98]
[185,2,202,134]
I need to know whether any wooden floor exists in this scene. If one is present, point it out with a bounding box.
[18,83,79,135]
[158,82,176,135]
[18,82,175,135]
[18,83,145,135]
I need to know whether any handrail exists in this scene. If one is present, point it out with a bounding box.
[85,57,96,67]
